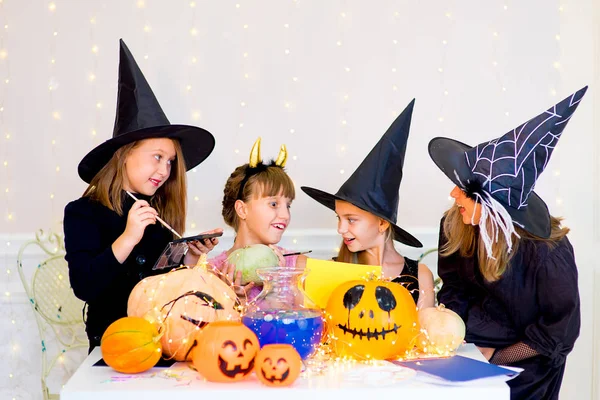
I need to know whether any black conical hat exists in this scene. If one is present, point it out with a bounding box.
[429,86,587,238]
[302,99,422,247]
[78,39,215,183]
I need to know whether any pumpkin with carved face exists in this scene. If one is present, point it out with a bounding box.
[326,280,419,360]
[192,321,259,382]
[128,266,240,361]
[255,344,302,387]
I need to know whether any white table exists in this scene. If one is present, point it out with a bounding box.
[61,344,510,400]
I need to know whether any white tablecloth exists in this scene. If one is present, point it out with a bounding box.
[61,344,510,400]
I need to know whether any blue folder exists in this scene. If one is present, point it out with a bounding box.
[391,356,518,382]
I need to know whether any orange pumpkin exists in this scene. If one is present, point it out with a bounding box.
[100,317,162,374]
[192,321,259,382]
[255,344,302,387]
[326,280,419,360]
[128,266,240,361]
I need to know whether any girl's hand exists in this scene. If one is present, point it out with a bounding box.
[213,261,255,298]
[183,228,223,265]
[123,200,157,246]
[268,245,286,267]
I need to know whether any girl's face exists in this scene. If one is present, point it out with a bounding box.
[242,190,292,244]
[450,185,482,225]
[123,138,176,196]
[335,200,387,252]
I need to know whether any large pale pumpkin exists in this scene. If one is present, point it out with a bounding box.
[417,304,465,354]
[100,317,162,374]
[326,280,419,360]
[128,266,240,361]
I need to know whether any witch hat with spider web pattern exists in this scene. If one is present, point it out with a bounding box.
[429,86,587,239]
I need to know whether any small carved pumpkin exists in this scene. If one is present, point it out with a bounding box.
[100,317,162,374]
[191,321,259,382]
[326,280,419,360]
[255,344,302,387]
[128,266,240,361]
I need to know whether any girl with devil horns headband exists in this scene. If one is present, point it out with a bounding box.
[208,138,308,300]
[64,40,221,352]
[429,87,587,400]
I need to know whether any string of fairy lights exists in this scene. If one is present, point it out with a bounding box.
[186,0,200,232]
[336,1,350,178]
[0,0,19,396]
[552,3,564,215]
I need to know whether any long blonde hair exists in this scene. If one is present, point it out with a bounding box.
[440,205,570,281]
[82,138,187,235]
[336,224,394,264]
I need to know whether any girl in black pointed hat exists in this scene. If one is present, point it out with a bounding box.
[64,40,220,352]
[429,87,586,400]
[302,100,435,309]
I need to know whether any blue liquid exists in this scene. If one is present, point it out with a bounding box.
[242,310,324,360]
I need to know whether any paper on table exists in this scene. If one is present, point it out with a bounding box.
[391,355,520,382]
[303,259,382,309]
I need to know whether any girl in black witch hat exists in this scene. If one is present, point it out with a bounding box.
[63,40,220,352]
[428,87,586,400]
[302,100,435,309]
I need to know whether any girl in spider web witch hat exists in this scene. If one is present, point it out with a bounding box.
[428,86,587,400]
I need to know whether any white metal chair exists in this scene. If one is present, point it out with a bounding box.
[17,230,88,400]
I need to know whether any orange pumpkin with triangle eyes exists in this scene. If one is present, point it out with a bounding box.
[326,280,419,360]
[255,344,302,387]
[191,321,259,382]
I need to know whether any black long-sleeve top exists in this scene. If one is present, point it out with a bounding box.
[64,193,173,349]
[437,219,580,400]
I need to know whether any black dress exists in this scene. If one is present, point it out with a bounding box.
[64,193,174,351]
[392,257,420,304]
[436,219,580,400]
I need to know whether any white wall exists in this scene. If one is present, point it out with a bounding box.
[0,1,597,399]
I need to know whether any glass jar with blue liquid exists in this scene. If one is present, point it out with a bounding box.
[241,267,324,360]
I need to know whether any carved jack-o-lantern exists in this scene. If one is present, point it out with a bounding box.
[128,266,240,361]
[326,280,419,360]
[255,344,302,387]
[191,321,260,382]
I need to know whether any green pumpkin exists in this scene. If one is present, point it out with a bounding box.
[226,244,280,285]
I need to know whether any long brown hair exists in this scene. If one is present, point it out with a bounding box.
[335,223,394,264]
[82,138,187,235]
[440,205,570,281]
[222,165,295,231]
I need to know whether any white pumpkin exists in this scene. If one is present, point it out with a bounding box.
[417,304,465,355]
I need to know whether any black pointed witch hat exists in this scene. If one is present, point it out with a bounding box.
[301,99,422,247]
[78,39,215,183]
[429,86,587,238]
